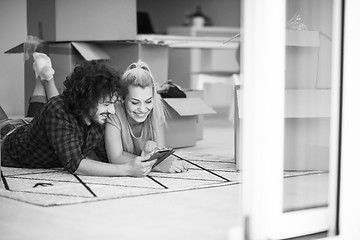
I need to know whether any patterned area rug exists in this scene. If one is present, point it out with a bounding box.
[0,150,327,207]
[0,151,239,207]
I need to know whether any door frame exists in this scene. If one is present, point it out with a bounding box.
[239,0,357,239]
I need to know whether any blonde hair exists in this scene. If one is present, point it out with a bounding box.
[122,60,167,144]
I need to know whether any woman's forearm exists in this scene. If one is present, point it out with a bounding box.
[109,151,137,164]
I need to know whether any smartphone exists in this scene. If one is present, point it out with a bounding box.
[143,148,175,168]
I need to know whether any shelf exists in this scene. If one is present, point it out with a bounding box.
[284,89,330,118]
[286,30,320,47]
[167,26,240,38]
[136,34,239,49]
[236,89,331,118]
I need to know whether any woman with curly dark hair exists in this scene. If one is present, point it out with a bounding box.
[1,55,155,176]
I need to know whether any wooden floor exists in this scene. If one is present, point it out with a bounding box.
[0,109,329,240]
[0,114,241,240]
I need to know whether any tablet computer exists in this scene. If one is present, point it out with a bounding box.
[143,148,175,168]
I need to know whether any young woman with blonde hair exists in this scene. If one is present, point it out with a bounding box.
[105,60,188,176]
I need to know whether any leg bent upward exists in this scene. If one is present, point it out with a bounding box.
[26,53,58,117]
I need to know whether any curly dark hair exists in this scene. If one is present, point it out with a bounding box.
[63,60,126,118]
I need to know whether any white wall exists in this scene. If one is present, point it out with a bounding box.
[0,0,26,118]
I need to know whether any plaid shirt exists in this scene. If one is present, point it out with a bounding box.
[2,95,108,173]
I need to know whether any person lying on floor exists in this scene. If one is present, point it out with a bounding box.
[0,53,58,142]
[1,54,158,176]
[105,60,188,175]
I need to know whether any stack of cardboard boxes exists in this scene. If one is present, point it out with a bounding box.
[6,0,215,148]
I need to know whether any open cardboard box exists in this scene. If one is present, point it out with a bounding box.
[183,89,207,140]
[6,41,169,113]
[163,97,215,149]
[6,41,212,149]
[6,42,110,113]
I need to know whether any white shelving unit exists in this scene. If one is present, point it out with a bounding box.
[235,29,331,171]
[164,26,240,89]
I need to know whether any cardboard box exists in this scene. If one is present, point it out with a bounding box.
[6,42,110,113]
[163,98,215,148]
[27,0,136,41]
[98,42,169,85]
[6,40,170,113]
[183,89,206,140]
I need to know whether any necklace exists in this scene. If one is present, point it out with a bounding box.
[130,122,144,138]
[125,112,144,138]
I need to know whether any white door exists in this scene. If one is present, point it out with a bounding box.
[239,0,356,239]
